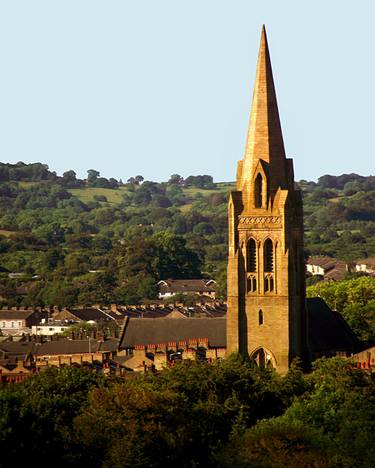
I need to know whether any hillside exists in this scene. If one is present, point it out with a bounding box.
[0,162,374,307]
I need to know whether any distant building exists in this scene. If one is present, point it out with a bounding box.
[31,323,70,336]
[158,279,216,299]
[354,258,375,276]
[53,307,117,324]
[35,339,103,368]
[0,308,47,334]
[306,256,348,281]
[119,317,226,371]
[0,341,37,383]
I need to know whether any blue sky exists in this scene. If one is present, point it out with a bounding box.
[0,1,374,182]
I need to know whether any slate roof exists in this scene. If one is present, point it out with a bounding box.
[0,309,36,320]
[306,297,359,354]
[99,338,119,352]
[307,256,338,270]
[120,317,226,349]
[306,257,348,281]
[67,308,114,322]
[0,341,38,355]
[36,339,100,356]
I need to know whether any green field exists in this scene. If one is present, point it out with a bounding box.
[68,186,130,204]
[181,184,233,197]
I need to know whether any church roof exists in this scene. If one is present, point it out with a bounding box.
[306,297,359,354]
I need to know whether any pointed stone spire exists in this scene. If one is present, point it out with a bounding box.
[242,25,286,182]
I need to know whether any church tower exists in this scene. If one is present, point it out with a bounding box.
[226,26,308,373]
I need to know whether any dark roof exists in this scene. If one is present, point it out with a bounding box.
[0,309,36,320]
[306,298,359,354]
[120,317,226,348]
[67,308,114,322]
[158,279,216,294]
[99,338,119,352]
[306,256,339,270]
[0,341,37,355]
[36,339,100,356]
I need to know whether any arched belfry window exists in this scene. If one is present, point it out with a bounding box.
[247,239,257,272]
[254,173,263,208]
[264,239,275,293]
[264,239,274,272]
[247,239,257,293]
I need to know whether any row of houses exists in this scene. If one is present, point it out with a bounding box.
[0,302,227,335]
[1,296,373,382]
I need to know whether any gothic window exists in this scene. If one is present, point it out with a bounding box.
[264,239,275,293]
[247,275,257,293]
[251,348,274,368]
[247,238,257,272]
[258,309,264,325]
[254,173,263,208]
[264,239,274,272]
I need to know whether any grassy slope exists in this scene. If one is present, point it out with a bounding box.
[68,186,130,204]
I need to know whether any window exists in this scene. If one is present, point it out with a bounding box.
[254,173,263,208]
[247,238,257,272]
[264,239,274,272]
[247,276,257,293]
[264,239,275,292]
[258,310,264,325]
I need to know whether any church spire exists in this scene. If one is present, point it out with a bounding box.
[241,25,286,182]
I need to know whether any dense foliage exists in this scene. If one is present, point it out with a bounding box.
[0,163,374,307]
[0,357,374,467]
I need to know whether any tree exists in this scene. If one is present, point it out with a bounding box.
[153,231,202,279]
[87,169,100,186]
[61,170,77,187]
[168,174,184,185]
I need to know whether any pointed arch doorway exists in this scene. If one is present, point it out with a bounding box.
[250,347,276,368]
